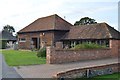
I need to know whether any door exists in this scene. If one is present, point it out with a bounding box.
[32,38,40,49]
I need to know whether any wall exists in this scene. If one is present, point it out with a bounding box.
[53,63,119,79]
[18,31,54,49]
[110,40,119,57]
[118,40,120,57]
[46,40,119,64]
[18,33,32,49]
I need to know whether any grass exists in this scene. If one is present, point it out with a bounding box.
[75,72,120,80]
[1,49,46,66]
[94,72,120,78]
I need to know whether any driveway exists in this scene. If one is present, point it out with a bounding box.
[0,53,22,79]
[15,58,118,78]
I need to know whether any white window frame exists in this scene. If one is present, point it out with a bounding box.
[19,38,26,42]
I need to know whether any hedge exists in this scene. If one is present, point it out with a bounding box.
[37,48,46,58]
[0,40,7,49]
[72,42,106,49]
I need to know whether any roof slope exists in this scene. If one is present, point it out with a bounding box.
[0,30,17,41]
[18,14,73,33]
[62,23,120,40]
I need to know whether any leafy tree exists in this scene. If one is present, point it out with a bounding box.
[3,25,15,34]
[74,17,97,26]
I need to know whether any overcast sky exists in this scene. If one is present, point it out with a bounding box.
[0,0,119,34]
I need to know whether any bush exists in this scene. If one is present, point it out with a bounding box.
[73,42,106,49]
[0,40,7,49]
[37,48,46,58]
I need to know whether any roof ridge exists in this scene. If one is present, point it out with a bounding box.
[37,14,57,20]
[53,14,73,30]
[53,14,56,29]
[73,23,104,27]
[18,14,72,33]
[18,14,57,33]
[103,23,112,38]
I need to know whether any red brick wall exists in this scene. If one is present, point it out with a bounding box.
[110,40,119,57]
[118,40,120,57]
[18,32,54,49]
[18,33,31,49]
[47,40,119,64]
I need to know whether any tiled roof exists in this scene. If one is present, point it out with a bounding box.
[18,14,120,40]
[18,14,73,33]
[0,30,17,41]
[62,23,120,40]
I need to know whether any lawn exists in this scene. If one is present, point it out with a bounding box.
[75,72,120,80]
[1,50,46,66]
[94,72,120,78]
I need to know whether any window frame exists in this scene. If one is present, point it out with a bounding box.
[19,38,26,42]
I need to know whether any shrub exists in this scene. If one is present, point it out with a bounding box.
[0,40,7,49]
[73,42,106,49]
[37,48,46,58]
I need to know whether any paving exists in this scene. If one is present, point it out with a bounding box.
[15,58,118,78]
[0,53,22,79]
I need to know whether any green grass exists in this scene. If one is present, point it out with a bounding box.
[2,50,46,66]
[94,72,120,78]
[75,73,120,80]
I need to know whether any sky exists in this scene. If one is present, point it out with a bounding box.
[0,0,119,34]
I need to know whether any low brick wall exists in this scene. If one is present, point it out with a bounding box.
[47,48,113,64]
[46,40,119,64]
[53,63,119,79]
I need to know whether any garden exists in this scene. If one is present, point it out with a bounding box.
[1,49,46,66]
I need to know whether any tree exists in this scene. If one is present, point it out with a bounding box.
[74,17,97,26]
[3,25,15,34]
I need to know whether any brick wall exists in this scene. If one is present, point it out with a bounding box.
[18,32,54,49]
[46,40,120,64]
[110,40,119,57]
[18,31,68,49]
[53,63,119,78]
[118,40,120,57]
[18,33,41,49]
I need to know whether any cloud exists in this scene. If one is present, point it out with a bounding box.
[0,0,118,32]
[0,0,64,31]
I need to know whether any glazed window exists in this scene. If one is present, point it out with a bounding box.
[19,38,26,42]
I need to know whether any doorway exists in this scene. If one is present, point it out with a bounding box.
[32,38,40,49]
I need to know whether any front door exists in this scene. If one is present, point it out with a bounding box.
[32,38,40,49]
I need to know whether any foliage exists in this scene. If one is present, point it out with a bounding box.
[3,25,15,34]
[37,48,46,58]
[15,33,18,38]
[74,17,97,26]
[2,50,46,66]
[0,40,7,49]
[72,42,106,49]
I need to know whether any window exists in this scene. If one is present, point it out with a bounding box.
[19,38,26,42]
[106,40,109,47]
